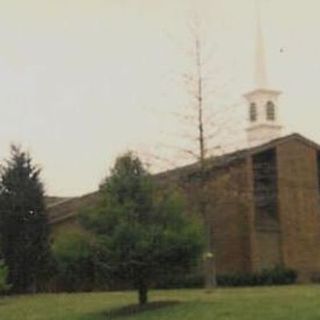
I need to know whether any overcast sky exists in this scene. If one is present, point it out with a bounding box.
[0,0,319,196]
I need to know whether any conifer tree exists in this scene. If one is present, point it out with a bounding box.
[0,145,51,293]
[80,152,203,305]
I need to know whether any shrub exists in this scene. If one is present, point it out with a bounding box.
[0,260,11,294]
[155,266,297,289]
[52,230,96,292]
[154,273,204,289]
[217,266,297,287]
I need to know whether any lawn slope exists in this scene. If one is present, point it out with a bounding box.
[1,286,320,320]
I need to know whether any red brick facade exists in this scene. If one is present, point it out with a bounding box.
[175,134,320,280]
[49,134,320,282]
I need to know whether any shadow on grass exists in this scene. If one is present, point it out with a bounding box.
[103,300,181,319]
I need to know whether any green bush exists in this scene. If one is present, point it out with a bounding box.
[217,266,297,287]
[155,266,297,289]
[0,260,11,294]
[52,230,96,292]
[154,273,204,289]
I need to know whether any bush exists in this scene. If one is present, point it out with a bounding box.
[0,260,11,294]
[52,230,96,292]
[154,273,204,289]
[154,266,297,289]
[217,266,297,287]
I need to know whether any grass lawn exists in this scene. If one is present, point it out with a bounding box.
[1,285,320,320]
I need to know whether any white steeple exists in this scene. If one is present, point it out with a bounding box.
[254,3,268,89]
[244,0,282,147]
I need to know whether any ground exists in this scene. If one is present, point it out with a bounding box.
[1,286,320,320]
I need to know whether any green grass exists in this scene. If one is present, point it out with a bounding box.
[1,286,320,320]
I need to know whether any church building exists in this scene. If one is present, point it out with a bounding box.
[48,8,320,283]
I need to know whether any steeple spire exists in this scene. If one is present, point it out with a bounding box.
[254,0,268,88]
[243,0,283,147]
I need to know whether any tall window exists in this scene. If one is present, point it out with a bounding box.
[266,101,275,121]
[317,151,320,196]
[250,103,257,122]
[253,148,278,222]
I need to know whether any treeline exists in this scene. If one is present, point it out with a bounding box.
[0,148,203,305]
[0,146,298,305]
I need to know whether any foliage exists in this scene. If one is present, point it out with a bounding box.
[52,230,97,292]
[154,272,204,289]
[217,266,297,287]
[80,152,203,305]
[0,260,11,294]
[154,267,297,289]
[0,145,51,293]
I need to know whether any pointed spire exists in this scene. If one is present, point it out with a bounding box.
[254,0,268,89]
[244,0,283,147]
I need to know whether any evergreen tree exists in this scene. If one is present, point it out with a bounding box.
[0,145,51,293]
[80,152,203,305]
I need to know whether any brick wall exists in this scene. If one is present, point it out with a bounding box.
[48,135,320,282]
[178,160,252,274]
[277,139,320,281]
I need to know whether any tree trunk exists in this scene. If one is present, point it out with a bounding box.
[204,254,217,289]
[138,283,148,305]
[202,197,217,290]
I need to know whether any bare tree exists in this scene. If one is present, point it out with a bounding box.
[154,17,240,290]
[172,14,245,289]
[139,14,244,290]
[189,23,217,289]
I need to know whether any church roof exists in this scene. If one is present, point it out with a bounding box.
[155,133,320,181]
[48,133,320,225]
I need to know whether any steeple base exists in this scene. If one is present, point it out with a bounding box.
[247,124,282,147]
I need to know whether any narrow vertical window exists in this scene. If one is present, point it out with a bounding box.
[250,103,257,122]
[253,148,278,222]
[317,151,320,195]
[266,101,275,121]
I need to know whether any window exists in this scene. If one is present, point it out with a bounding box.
[317,151,320,196]
[250,103,257,122]
[266,101,275,121]
[253,148,278,223]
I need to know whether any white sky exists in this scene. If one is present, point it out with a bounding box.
[0,0,319,196]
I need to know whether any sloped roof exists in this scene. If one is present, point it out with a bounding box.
[155,133,320,181]
[45,196,72,207]
[48,133,320,225]
[48,192,101,224]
